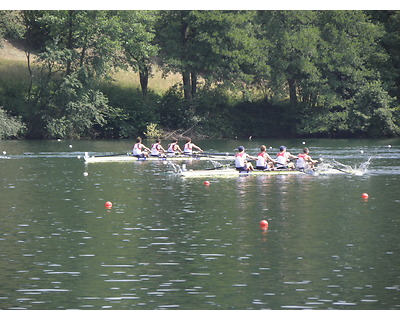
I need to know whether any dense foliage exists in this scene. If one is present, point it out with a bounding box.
[0,10,399,139]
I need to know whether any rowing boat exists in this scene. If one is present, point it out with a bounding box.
[83,152,235,163]
[179,168,304,178]
[178,167,350,178]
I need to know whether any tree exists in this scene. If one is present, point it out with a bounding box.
[257,10,397,137]
[156,10,265,101]
[116,10,159,96]
[368,11,400,101]
[0,10,24,44]
[21,10,122,138]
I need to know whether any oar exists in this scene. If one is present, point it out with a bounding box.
[86,152,131,158]
[331,167,350,173]
[205,163,235,170]
[196,152,235,157]
[318,158,353,174]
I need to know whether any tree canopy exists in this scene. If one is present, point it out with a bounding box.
[0,10,399,139]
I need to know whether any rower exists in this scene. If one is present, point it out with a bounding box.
[183,138,203,155]
[235,146,257,171]
[296,147,318,171]
[167,139,183,156]
[150,139,166,157]
[275,146,297,170]
[132,137,151,157]
[256,145,277,170]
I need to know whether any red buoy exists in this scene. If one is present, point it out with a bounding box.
[105,201,113,208]
[361,193,369,200]
[260,220,269,229]
[203,181,210,186]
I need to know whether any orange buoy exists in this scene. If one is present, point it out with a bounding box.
[203,181,210,186]
[361,193,369,199]
[105,201,113,208]
[260,220,269,229]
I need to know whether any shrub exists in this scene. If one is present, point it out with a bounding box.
[144,123,163,138]
[0,107,26,139]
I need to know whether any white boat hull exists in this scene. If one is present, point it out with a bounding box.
[84,154,235,163]
[179,168,350,178]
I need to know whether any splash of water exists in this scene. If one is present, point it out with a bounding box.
[167,161,182,173]
[208,159,223,168]
[318,157,371,175]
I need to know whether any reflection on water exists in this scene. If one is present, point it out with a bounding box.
[0,139,399,310]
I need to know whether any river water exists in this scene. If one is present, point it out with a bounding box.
[0,138,399,310]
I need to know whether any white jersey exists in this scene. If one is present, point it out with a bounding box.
[167,143,178,153]
[132,143,143,156]
[235,152,247,168]
[150,143,162,156]
[256,152,267,167]
[276,151,288,165]
[184,142,193,154]
[296,154,307,169]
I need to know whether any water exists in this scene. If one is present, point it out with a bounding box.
[0,138,399,310]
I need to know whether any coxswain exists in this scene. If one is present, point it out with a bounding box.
[235,146,257,171]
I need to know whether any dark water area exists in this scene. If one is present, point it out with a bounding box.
[0,138,399,311]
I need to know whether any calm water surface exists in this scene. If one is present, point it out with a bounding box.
[0,138,399,310]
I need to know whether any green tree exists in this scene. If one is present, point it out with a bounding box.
[0,10,24,44]
[257,10,397,137]
[116,10,159,96]
[156,10,265,101]
[0,107,25,139]
[368,11,400,101]
[22,10,122,138]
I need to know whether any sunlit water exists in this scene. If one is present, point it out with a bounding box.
[0,138,399,310]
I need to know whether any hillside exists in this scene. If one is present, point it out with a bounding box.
[0,39,27,61]
[0,39,181,93]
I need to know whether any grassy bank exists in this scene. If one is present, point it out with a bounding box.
[0,39,182,96]
[112,67,182,95]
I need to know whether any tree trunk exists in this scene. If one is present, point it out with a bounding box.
[182,70,192,100]
[288,78,298,105]
[66,11,74,76]
[191,72,197,98]
[139,64,149,96]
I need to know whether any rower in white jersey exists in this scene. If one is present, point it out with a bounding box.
[183,138,203,155]
[296,147,318,171]
[235,146,257,171]
[150,139,166,157]
[275,146,297,169]
[256,145,277,170]
[167,139,183,156]
[132,137,151,157]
